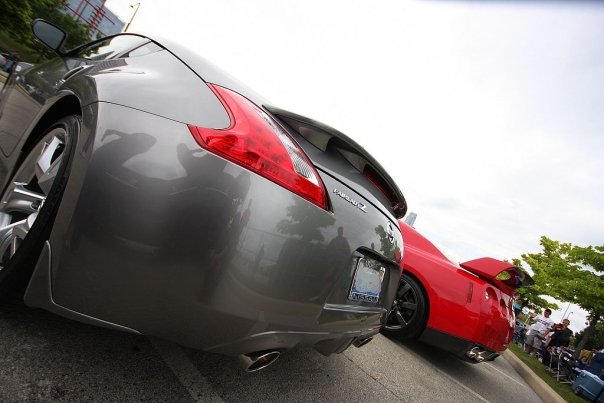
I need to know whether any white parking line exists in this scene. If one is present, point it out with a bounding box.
[150,337,224,402]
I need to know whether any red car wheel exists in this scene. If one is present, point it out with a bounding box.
[381,273,428,339]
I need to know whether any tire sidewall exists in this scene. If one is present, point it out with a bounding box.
[381,273,429,339]
[0,115,79,296]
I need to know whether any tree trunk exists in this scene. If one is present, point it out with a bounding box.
[573,315,599,359]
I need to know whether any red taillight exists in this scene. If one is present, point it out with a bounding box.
[188,84,328,210]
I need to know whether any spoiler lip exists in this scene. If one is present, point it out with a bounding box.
[264,105,407,218]
[460,257,534,293]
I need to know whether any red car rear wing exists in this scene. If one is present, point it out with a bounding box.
[460,257,534,295]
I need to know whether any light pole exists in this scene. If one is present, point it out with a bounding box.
[124,3,141,32]
[561,302,571,319]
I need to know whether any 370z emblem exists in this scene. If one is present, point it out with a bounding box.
[333,189,367,213]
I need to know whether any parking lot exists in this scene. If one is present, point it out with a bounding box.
[1,301,542,402]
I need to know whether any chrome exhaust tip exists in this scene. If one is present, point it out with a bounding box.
[353,336,373,348]
[466,346,481,359]
[466,346,489,362]
[238,350,281,372]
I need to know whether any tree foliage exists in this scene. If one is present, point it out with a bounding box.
[29,0,90,49]
[0,0,90,62]
[518,236,604,356]
[574,322,604,350]
[0,0,33,41]
[513,258,558,311]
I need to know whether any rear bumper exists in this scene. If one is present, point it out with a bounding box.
[420,327,500,363]
[207,324,382,357]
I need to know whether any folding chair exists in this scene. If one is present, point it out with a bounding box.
[556,349,576,384]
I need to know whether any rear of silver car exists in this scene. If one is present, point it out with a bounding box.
[4,31,406,370]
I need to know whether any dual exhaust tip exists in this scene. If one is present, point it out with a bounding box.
[238,336,374,372]
[466,346,488,362]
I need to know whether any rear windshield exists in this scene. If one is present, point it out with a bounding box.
[71,35,150,60]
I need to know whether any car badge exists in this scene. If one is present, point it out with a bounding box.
[333,189,367,213]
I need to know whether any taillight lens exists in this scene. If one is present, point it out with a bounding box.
[188,84,328,210]
[363,165,402,214]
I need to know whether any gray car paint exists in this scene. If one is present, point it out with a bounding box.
[0,32,405,357]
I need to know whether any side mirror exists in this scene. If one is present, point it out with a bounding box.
[31,19,67,55]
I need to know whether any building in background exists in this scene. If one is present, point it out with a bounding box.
[404,212,417,227]
[65,0,125,38]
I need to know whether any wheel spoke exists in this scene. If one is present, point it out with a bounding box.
[400,301,417,311]
[1,182,45,214]
[0,219,28,265]
[0,219,26,240]
[35,136,64,196]
[397,282,411,298]
[10,236,20,256]
[395,310,408,326]
[12,216,32,239]
[37,157,62,195]
[35,136,62,176]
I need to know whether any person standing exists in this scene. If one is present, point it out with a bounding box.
[542,319,573,366]
[524,309,555,356]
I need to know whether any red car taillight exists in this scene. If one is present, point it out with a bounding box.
[188,84,328,210]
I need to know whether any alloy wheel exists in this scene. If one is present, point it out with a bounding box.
[385,277,419,330]
[0,128,66,271]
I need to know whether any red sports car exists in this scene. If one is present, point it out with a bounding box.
[381,221,533,362]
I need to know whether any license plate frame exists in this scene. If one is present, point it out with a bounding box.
[348,257,386,303]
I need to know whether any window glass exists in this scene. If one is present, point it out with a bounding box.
[124,42,163,58]
[72,35,150,61]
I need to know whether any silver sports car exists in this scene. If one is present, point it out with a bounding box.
[0,20,406,371]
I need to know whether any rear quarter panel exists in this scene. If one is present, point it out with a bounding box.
[44,102,403,350]
[401,223,514,353]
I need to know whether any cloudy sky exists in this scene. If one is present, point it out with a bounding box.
[105,0,603,330]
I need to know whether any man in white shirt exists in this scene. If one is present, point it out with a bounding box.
[524,308,555,355]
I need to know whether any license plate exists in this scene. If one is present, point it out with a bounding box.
[348,257,386,303]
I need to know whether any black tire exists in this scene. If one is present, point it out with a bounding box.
[381,273,429,339]
[0,115,78,300]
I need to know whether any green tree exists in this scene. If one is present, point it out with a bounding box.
[0,0,33,41]
[29,0,91,49]
[520,237,604,357]
[0,0,90,62]
[574,322,604,351]
[513,258,558,311]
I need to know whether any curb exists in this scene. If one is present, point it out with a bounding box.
[502,350,566,403]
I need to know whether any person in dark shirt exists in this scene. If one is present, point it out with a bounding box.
[548,319,573,348]
[541,318,573,366]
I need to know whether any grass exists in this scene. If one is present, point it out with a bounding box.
[508,343,585,403]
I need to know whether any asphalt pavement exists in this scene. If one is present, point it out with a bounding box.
[0,300,544,402]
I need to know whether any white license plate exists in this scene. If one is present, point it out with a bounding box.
[348,257,386,303]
